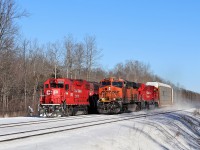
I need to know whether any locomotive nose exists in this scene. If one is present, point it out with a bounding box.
[46,89,62,104]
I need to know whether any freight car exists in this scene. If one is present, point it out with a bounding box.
[39,78,99,117]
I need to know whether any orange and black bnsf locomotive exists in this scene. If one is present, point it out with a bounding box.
[97,77,173,114]
[39,78,99,117]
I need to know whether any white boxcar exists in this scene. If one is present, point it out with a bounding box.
[146,82,173,107]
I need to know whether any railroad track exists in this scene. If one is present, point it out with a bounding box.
[0,107,172,129]
[0,108,186,143]
[0,114,104,128]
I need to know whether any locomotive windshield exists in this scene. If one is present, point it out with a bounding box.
[101,81,111,87]
[112,81,123,88]
[50,83,64,88]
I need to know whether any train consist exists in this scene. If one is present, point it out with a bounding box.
[98,77,173,114]
[39,77,173,116]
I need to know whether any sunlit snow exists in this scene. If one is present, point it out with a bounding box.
[0,108,200,150]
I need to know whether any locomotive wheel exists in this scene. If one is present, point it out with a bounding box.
[137,103,142,111]
[62,108,68,117]
[123,105,129,113]
[155,102,159,108]
[109,102,121,114]
[46,112,52,118]
[39,109,45,117]
[146,102,150,110]
[72,107,78,116]
[97,102,104,114]
[68,106,73,116]
[51,111,59,117]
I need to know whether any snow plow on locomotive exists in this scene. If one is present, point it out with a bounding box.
[39,78,99,117]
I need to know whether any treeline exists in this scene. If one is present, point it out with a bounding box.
[0,0,199,117]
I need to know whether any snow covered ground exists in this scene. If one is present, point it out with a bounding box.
[0,107,200,150]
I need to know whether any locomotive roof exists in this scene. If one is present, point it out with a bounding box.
[146,82,172,89]
[102,77,125,82]
[45,78,73,83]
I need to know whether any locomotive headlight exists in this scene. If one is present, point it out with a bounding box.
[108,87,111,91]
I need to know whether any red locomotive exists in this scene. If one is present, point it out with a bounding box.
[145,82,173,107]
[97,77,173,114]
[39,78,99,117]
[137,84,159,109]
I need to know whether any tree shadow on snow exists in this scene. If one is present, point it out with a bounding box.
[120,124,169,150]
[151,112,200,149]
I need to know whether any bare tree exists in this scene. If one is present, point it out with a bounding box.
[0,0,27,116]
[64,35,74,78]
[46,42,62,78]
[112,60,153,83]
[22,40,29,110]
[23,40,47,111]
[0,0,27,51]
[73,43,84,79]
[84,35,102,81]
[113,63,125,79]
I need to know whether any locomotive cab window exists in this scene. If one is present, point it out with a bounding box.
[101,81,111,87]
[112,82,123,88]
[50,83,64,88]
[50,83,56,88]
[45,84,49,88]
[57,83,64,88]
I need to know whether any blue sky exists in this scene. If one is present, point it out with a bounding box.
[17,0,200,93]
